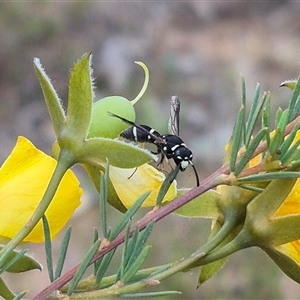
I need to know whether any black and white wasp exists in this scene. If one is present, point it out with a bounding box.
[108,96,199,187]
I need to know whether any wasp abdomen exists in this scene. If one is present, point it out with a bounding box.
[120,125,161,143]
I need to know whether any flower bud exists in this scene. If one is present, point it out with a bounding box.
[88,96,135,139]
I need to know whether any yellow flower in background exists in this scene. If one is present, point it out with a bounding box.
[0,136,82,243]
[109,164,177,209]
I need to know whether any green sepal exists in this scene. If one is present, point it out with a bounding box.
[0,277,16,300]
[33,57,65,137]
[66,53,93,140]
[173,189,221,219]
[243,178,297,245]
[77,138,155,168]
[264,214,300,246]
[0,245,42,273]
[264,246,300,284]
[247,178,296,218]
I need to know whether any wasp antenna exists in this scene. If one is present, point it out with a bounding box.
[191,163,200,187]
[107,111,136,127]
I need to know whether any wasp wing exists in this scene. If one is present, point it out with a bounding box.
[168,95,180,136]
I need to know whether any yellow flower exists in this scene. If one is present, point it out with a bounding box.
[109,164,177,209]
[266,179,300,281]
[0,136,82,243]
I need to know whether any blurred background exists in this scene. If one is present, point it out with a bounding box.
[1,2,300,299]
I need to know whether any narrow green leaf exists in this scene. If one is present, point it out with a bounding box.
[238,171,300,182]
[156,164,180,206]
[33,57,65,137]
[245,85,263,146]
[241,75,246,110]
[12,291,27,300]
[122,245,150,284]
[0,277,15,300]
[95,248,116,285]
[125,223,154,273]
[290,95,300,121]
[278,123,300,161]
[288,74,300,122]
[247,83,260,131]
[54,226,72,280]
[93,228,101,275]
[80,138,154,169]
[126,227,139,266]
[109,191,150,241]
[68,239,101,295]
[262,94,271,147]
[290,158,300,169]
[0,247,15,272]
[234,128,267,176]
[268,129,283,157]
[100,170,108,239]
[42,215,54,282]
[120,291,181,298]
[275,108,283,128]
[276,109,289,135]
[66,53,93,139]
[283,140,300,163]
[229,106,245,172]
[120,223,133,278]
[239,185,265,193]
[240,75,247,145]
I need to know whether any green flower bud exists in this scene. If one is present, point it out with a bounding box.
[88,96,135,139]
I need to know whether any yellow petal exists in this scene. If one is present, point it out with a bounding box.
[0,136,82,243]
[275,240,300,265]
[274,179,300,217]
[109,164,177,209]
